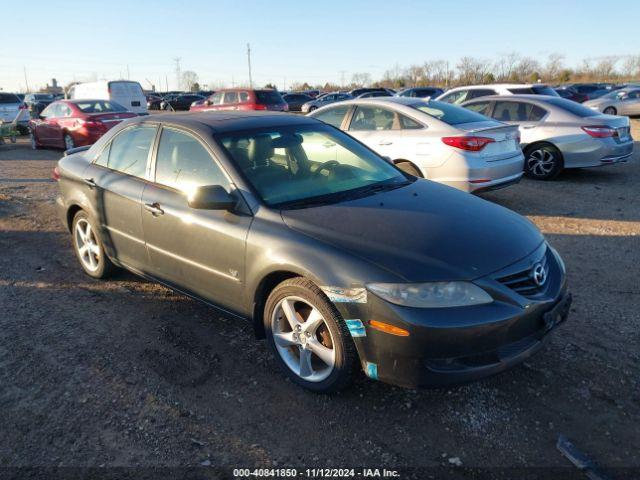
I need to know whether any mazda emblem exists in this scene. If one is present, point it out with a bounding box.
[532,263,547,286]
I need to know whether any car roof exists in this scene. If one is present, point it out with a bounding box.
[448,83,549,91]
[338,97,425,107]
[463,94,559,103]
[133,111,319,133]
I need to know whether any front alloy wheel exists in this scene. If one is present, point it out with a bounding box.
[524,145,563,180]
[265,278,357,393]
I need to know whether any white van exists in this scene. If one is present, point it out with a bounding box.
[68,80,148,114]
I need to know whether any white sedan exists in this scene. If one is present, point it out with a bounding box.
[309,97,524,193]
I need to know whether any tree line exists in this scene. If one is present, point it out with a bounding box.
[290,52,640,91]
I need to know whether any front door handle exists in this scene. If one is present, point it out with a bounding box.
[522,125,537,129]
[144,202,164,216]
[378,140,393,146]
[83,177,96,188]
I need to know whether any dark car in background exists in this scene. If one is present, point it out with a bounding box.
[357,90,393,98]
[54,111,570,393]
[146,93,164,110]
[282,93,313,112]
[554,86,588,103]
[190,89,288,112]
[349,87,393,98]
[397,87,445,99]
[24,93,56,116]
[29,99,136,150]
[161,94,205,111]
[300,92,353,112]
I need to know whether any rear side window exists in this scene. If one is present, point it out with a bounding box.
[411,100,490,125]
[492,102,547,122]
[223,92,239,104]
[0,93,20,104]
[75,100,126,113]
[313,105,350,128]
[255,91,284,105]
[349,106,395,131]
[465,101,492,116]
[106,126,157,177]
[239,91,250,102]
[209,92,223,104]
[467,89,497,100]
[154,128,227,191]
[399,114,423,129]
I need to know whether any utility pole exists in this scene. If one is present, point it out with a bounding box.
[445,61,450,88]
[23,66,30,93]
[247,43,253,88]
[174,57,182,90]
[127,64,131,80]
[339,70,346,89]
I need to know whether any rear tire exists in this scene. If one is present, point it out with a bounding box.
[524,144,564,180]
[396,161,423,177]
[71,211,115,279]
[63,133,75,150]
[308,106,317,112]
[264,278,357,393]
[603,106,617,115]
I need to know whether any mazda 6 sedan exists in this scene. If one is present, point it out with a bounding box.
[55,112,571,393]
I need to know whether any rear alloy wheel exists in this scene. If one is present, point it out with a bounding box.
[64,133,75,150]
[603,107,617,115]
[524,144,563,180]
[264,278,357,393]
[72,211,115,279]
[396,161,422,177]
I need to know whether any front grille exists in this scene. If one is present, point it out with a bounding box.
[496,252,548,298]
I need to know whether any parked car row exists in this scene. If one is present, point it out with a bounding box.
[308,93,633,185]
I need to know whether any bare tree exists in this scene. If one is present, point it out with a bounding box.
[456,56,491,85]
[181,70,199,91]
[351,72,372,87]
[541,53,565,83]
[494,52,520,82]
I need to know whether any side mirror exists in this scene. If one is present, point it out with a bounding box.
[187,185,236,210]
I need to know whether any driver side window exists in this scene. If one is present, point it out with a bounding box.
[349,106,395,131]
[154,128,228,193]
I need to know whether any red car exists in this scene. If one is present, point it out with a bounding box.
[190,89,288,112]
[29,99,137,150]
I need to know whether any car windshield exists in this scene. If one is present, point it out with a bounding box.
[0,93,20,104]
[411,100,490,125]
[75,100,127,113]
[217,124,410,208]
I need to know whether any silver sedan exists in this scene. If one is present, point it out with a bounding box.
[583,87,640,116]
[309,97,524,193]
[462,95,634,179]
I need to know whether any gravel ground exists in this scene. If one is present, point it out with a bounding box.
[0,121,638,476]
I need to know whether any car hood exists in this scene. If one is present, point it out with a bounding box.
[281,180,544,282]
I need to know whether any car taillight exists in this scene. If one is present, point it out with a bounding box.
[52,166,61,181]
[582,126,617,138]
[80,119,104,128]
[441,136,495,152]
[253,104,267,110]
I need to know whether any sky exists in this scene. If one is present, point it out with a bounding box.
[1,0,639,92]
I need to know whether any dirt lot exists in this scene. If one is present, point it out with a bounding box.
[0,121,639,477]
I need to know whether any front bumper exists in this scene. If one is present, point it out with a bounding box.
[334,244,570,388]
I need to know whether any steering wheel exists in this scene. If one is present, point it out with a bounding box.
[313,160,341,178]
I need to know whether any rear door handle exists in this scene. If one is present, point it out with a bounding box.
[83,177,96,188]
[378,140,393,146]
[144,202,164,216]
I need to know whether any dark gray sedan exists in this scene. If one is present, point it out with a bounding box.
[55,112,571,392]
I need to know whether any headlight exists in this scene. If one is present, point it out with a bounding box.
[366,282,492,308]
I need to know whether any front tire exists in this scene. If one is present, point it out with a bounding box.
[524,144,564,180]
[72,211,115,279]
[264,278,357,393]
[396,161,423,177]
[603,106,617,115]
